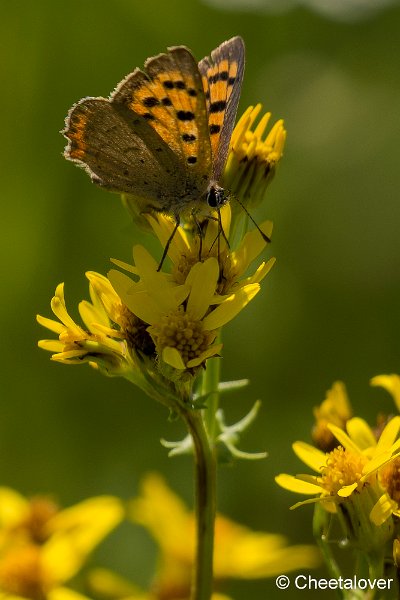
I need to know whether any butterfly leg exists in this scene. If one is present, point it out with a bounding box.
[192,214,205,262]
[157,216,181,272]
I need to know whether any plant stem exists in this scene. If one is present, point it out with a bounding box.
[182,407,216,600]
[203,343,221,441]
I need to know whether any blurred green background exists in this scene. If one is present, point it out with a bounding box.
[2,0,400,598]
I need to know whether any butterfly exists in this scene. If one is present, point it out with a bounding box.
[63,37,245,223]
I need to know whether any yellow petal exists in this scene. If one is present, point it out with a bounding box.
[162,347,186,370]
[109,259,139,275]
[108,270,158,324]
[292,442,327,472]
[337,482,358,497]
[51,297,81,333]
[376,416,400,452]
[129,474,192,556]
[0,487,30,527]
[48,588,92,600]
[345,417,376,450]
[43,496,123,582]
[370,493,397,526]
[371,374,400,411]
[328,423,362,454]
[203,284,259,331]
[36,314,65,334]
[38,340,65,352]
[213,514,320,579]
[186,258,219,320]
[233,221,273,273]
[275,474,322,495]
[186,344,223,368]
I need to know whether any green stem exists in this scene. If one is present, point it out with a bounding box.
[313,504,345,598]
[203,348,221,441]
[182,408,216,600]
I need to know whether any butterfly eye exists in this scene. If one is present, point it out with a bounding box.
[207,185,225,208]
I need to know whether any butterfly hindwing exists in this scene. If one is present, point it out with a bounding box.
[64,97,186,207]
[198,36,245,181]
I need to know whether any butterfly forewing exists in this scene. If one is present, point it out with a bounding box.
[198,36,245,181]
[111,47,212,200]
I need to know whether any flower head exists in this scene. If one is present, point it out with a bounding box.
[108,241,267,380]
[223,104,286,210]
[0,487,123,600]
[276,416,400,552]
[312,381,353,451]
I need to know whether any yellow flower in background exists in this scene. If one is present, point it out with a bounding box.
[312,381,353,451]
[90,473,318,599]
[276,417,400,553]
[276,416,400,506]
[223,104,286,210]
[0,487,123,600]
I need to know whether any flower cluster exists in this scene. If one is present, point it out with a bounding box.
[276,374,400,586]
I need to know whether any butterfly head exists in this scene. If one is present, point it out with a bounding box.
[206,184,227,209]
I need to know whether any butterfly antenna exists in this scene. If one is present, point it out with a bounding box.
[233,196,271,243]
[157,217,180,272]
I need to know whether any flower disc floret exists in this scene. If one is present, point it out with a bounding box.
[148,307,214,367]
[321,447,368,496]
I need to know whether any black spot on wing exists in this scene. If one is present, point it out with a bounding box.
[187,156,197,164]
[209,124,220,134]
[143,97,159,107]
[209,100,227,113]
[176,110,195,121]
[208,71,229,83]
[182,133,196,142]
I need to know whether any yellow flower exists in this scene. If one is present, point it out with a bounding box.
[108,246,262,375]
[311,381,353,451]
[37,274,130,371]
[37,273,164,397]
[276,417,400,552]
[142,203,275,296]
[89,474,319,600]
[0,487,123,600]
[277,416,400,504]
[223,104,286,210]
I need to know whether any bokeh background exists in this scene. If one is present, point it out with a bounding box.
[2,0,400,598]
